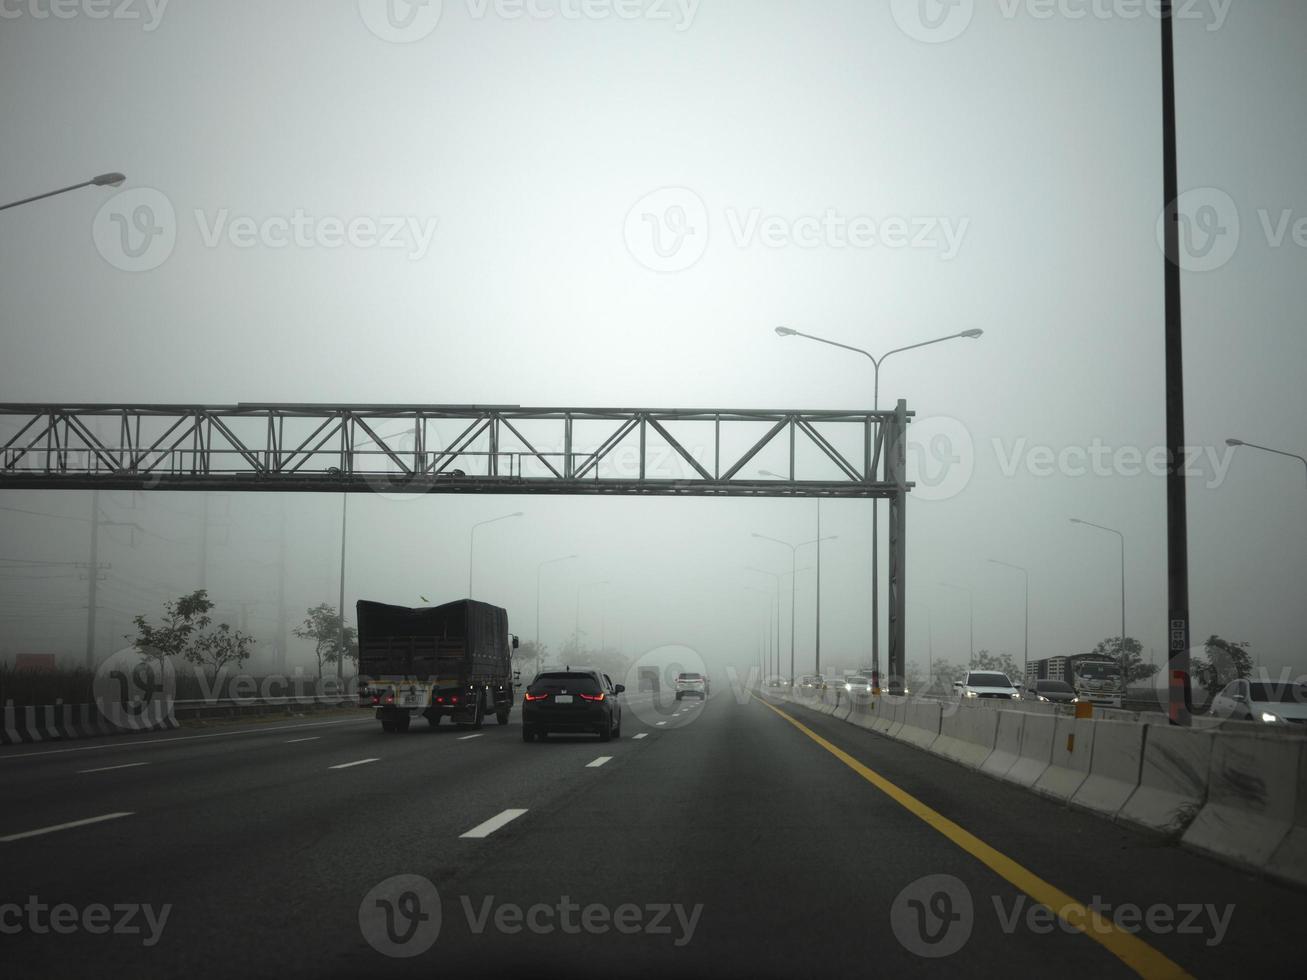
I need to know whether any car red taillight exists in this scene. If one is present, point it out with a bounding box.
[578,692,606,702]
[524,692,549,702]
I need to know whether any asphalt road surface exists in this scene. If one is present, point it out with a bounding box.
[2,690,1302,978]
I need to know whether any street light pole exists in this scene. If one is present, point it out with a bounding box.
[988,559,1029,680]
[938,582,973,667]
[337,493,348,680]
[576,579,609,653]
[774,325,983,690]
[469,511,523,599]
[1070,519,1127,684]
[0,172,126,211]
[753,531,837,684]
[536,554,577,676]
[746,566,783,679]
[1227,439,1307,494]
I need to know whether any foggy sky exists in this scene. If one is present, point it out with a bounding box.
[1,1,1304,680]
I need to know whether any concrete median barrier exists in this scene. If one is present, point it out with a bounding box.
[895,700,942,749]
[1003,712,1055,787]
[981,710,1024,779]
[0,700,176,744]
[1269,743,1307,889]
[932,704,999,769]
[884,697,909,738]
[1033,715,1095,802]
[1071,720,1145,818]
[847,696,876,730]
[1117,725,1215,836]
[1182,733,1303,873]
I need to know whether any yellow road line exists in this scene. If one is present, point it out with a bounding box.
[754,696,1193,980]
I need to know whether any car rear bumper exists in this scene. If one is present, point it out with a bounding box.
[522,704,610,732]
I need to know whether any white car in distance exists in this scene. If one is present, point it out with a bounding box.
[953,670,1022,701]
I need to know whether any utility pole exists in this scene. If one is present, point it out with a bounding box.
[85,490,99,670]
[274,497,288,673]
[337,494,347,680]
[815,499,822,675]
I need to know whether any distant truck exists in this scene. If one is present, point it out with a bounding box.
[1026,654,1124,708]
[356,599,518,733]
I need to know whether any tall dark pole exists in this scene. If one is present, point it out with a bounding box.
[1161,0,1192,725]
[85,491,100,670]
[815,499,822,676]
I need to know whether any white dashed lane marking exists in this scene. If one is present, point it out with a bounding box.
[632,733,648,740]
[1,812,133,843]
[457,734,484,741]
[329,758,379,770]
[460,809,528,839]
[586,756,612,768]
[77,762,148,774]
[285,737,319,744]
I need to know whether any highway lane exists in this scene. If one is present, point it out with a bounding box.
[2,690,1302,978]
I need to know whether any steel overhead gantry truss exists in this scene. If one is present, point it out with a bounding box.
[0,401,914,678]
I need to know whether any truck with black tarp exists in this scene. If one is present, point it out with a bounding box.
[356,599,518,733]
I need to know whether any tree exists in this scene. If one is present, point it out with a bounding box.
[930,660,967,690]
[293,603,357,678]
[186,622,254,679]
[972,650,1020,678]
[1088,636,1158,683]
[1192,635,1253,697]
[128,590,213,667]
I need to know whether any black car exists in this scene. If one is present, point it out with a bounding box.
[522,668,624,742]
[1031,679,1078,704]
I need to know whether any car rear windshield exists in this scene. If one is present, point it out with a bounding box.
[1037,681,1074,693]
[968,672,1012,687]
[532,672,601,694]
[1250,682,1307,704]
[678,673,702,680]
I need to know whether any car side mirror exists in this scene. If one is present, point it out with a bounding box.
[952,682,963,689]
[614,684,626,694]
[512,636,520,650]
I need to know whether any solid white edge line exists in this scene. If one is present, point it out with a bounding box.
[460,808,528,839]
[329,758,380,770]
[285,737,320,744]
[1,812,134,843]
[77,762,149,774]
[586,756,613,768]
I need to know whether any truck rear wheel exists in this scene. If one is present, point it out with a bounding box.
[496,705,511,725]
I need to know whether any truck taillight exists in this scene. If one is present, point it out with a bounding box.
[385,695,394,704]
[370,696,380,705]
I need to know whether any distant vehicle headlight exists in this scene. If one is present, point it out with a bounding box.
[1261,711,1286,724]
[964,690,978,698]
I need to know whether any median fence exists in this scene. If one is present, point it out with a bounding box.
[772,684,1307,890]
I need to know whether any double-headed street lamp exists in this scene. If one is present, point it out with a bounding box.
[774,325,983,688]
[1070,518,1127,682]
[987,559,1029,680]
[535,554,577,675]
[744,586,773,679]
[745,566,783,679]
[752,531,837,685]
[469,512,523,599]
[1,172,126,211]
[937,582,974,667]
